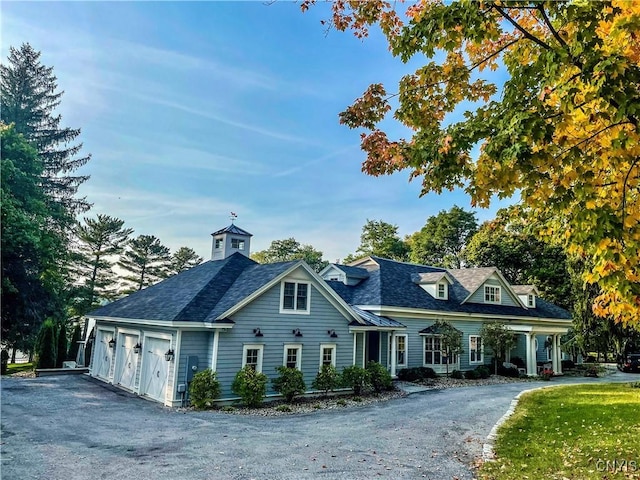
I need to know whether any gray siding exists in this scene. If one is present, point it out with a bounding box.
[214,282,355,399]
[467,279,519,307]
[177,331,213,387]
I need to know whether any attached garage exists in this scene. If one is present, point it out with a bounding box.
[93,329,114,380]
[113,332,140,391]
[139,336,171,403]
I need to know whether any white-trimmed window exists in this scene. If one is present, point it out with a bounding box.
[528,294,535,308]
[437,283,448,300]
[389,334,408,368]
[214,238,223,249]
[231,238,245,250]
[319,344,336,368]
[423,335,457,366]
[484,285,501,304]
[469,335,483,364]
[242,344,264,372]
[283,344,302,369]
[280,281,310,314]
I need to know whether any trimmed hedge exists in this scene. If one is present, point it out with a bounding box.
[189,369,221,409]
[312,364,340,395]
[232,366,268,407]
[271,366,306,403]
[366,361,393,393]
[341,365,370,395]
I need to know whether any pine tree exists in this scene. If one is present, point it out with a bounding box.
[169,246,203,275]
[73,215,133,314]
[1,43,90,217]
[118,235,170,293]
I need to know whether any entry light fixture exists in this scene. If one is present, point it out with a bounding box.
[108,338,116,348]
[327,329,338,338]
[292,328,303,337]
[133,343,142,354]
[164,349,174,362]
[253,328,263,337]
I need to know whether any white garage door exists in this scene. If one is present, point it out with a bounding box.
[140,337,170,403]
[94,330,114,379]
[114,333,139,391]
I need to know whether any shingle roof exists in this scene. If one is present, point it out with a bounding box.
[88,253,293,322]
[512,285,538,295]
[334,265,370,279]
[411,272,452,284]
[327,256,571,320]
[211,224,253,237]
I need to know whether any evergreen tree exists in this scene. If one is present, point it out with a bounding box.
[1,43,90,216]
[55,323,68,368]
[73,214,133,314]
[118,235,170,292]
[1,124,67,357]
[36,319,57,369]
[169,246,203,275]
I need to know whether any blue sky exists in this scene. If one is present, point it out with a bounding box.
[2,1,511,263]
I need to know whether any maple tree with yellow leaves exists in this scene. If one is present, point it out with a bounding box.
[302,0,640,326]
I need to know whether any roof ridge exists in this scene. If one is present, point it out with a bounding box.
[174,254,255,321]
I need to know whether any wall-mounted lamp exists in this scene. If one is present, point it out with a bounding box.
[292,328,303,337]
[164,349,174,362]
[327,329,338,338]
[133,343,142,354]
[253,328,263,337]
[108,338,116,348]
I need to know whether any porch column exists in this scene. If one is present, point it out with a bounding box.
[554,334,563,374]
[390,331,397,378]
[525,333,536,376]
[352,333,357,365]
[361,332,366,368]
[211,330,220,372]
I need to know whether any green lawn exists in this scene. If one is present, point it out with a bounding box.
[479,383,640,480]
[5,362,34,375]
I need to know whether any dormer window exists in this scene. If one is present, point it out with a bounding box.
[437,283,448,300]
[231,238,245,250]
[528,294,535,308]
[484,285,501,304]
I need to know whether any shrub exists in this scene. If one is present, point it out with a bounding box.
[67,324,82,362]
[55,323,68,368]
[336,399,347,406]
[510,356,525,368]
[497,365,520,377]
[189,369,221,409]
[630,382,640,389]
[1,350,9,375]
[221,405,235,413]
[465,369,480,380]
[397,366,437,382]
[475,365,491,379]
[36,319,57,369]
[366,361,393,393]
[275,404,292,413]
[232,366,268,407]
[561,359,576,370]
[271,366,306,403]
[341,365,370,395]
[312,364,340,395]
[451,369,463,379]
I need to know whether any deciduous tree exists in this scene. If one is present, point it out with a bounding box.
[407,206,477,268]
[303,1,640,325]
[251,238,328,272]
[345,219,409,262]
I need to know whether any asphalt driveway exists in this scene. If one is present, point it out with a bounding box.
[1,372,636,480]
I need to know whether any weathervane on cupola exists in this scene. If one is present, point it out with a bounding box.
[210,213,252,261]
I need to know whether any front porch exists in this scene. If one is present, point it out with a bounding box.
[507,326,569,376]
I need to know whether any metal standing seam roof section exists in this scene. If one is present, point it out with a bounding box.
[210,224,253,237]
[350,306,406,328]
